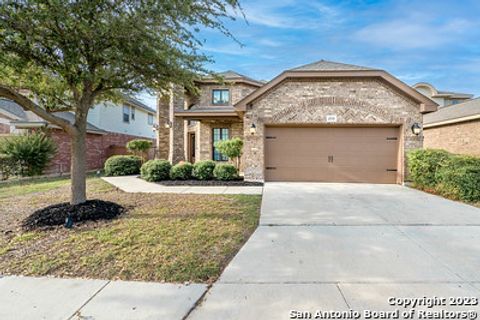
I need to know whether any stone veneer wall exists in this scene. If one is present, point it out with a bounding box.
[157,86,187,163]
[196,83,258,106]
[197,119,243,166]
[156,93,170,159]
[424,120,480,157]
[170,88,187,163]
[243,78,424,182]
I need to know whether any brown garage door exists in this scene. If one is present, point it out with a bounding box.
[264,126,400,183]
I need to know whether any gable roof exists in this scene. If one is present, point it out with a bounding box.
[197,70,264,87]
[424,97,480,127]
[122,95,156,113]
[413,82,473,99]
[235,60,438,113]
[0,98,27,119]
[289,59,374,72]
[0,98,105,134]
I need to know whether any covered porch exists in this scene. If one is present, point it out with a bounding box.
[174,108,244,166]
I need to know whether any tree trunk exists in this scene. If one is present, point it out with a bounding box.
[70,121,87,205]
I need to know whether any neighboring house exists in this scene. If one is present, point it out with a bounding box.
[423,98,480,157]
[413,82,473,108]
[157,60,437,184]
[0,97,156,174]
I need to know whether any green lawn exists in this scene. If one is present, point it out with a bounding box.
[0,176,72,198]
[0,176,261,283]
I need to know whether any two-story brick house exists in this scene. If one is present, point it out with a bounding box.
[157,60,437,184]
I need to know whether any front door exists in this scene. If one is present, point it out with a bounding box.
[188,133,196,163]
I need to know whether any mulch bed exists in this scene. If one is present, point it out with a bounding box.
[22,199,125,230]
[157,179,263,186]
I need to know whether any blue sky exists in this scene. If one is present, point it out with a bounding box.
[139,0,480,107]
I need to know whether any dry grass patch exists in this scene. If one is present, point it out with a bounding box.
[0,176,261,283]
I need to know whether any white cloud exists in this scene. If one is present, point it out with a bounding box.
[354,17,474,50]
[203,44,253,56]
[256,39,283,47]
[240,0,342,30]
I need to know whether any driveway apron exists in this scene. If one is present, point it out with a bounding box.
[189,183,480,319]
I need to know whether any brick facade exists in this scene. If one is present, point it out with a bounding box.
[424,119,480,156]
[195,119,243,167]
[157,86,187,163]
[243,79,423,181]
[194,83,258,106]
[158,72,427,183]
[46,129,154,174]
[0,123,10,134]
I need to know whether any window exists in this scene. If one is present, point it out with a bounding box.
[131,107,135,120]
[148,113,154,125]
[212,128,229,161]
[212,89,230,105]
[123,105,130,123]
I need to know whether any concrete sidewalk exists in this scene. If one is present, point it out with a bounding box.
[102,176,263,195]
[0,276,206,320]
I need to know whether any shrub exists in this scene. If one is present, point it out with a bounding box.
[104,155,142,176]
[170,161,193,180]
[214,137,243,171]
[406,149,451,189]
[436,155,480,202]
[192,160,216,180]
[0,132,56,176]
[0,153,15,180]
[213,163,238,180]
[140,159,171,181]
[126,139,152,162]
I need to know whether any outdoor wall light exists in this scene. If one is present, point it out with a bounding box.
[250,123,257,135]
[164,120,172,129]
[411,123,422,135]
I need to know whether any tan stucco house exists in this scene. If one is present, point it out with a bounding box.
[157,60,438,184]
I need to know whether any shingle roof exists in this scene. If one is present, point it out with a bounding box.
[122,95,156,113]
[0,98,104,133]
[186,105,236,113]
[289,59,375,71]
[201,71,264,86]
[424,97,480,125]
[0,98,26,119]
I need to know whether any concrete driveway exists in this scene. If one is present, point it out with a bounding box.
[189,183,480,320]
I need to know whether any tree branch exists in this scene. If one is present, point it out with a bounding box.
[0,85,76,135]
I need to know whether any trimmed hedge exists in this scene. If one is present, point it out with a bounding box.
[104,155,142,176]
[170,162,193,180]
[140,159,171,182]
[192,160,216,180]
[406,149,451,189]
[213,163,238,181]
[436,155,480,202]
[407,149,480,202]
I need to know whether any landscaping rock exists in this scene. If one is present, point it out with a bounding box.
[22,200,125,230]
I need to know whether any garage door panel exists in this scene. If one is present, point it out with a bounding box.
[268,157,331,167]
[333,169,397,184]
[333,157,397,168]
[265,166,334,182]
[264,126,400,183]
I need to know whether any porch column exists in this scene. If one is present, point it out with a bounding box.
[156,92,170,159]
[169,87,186,164]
